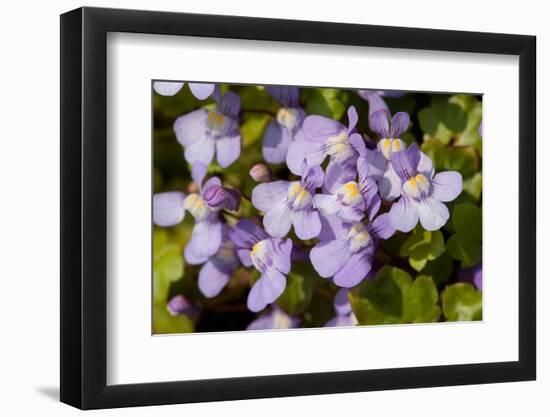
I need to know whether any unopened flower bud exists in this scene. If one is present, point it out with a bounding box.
[203,185,240,211]
[249,163,272,183]
[167,295,197,318]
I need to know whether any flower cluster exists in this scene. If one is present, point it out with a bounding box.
[153,82,466,331]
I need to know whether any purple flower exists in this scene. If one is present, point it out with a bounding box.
[173,90,241,168]
[153,81,216,100]
[152,163,223,261]
[324,289,358,327]
[229,219,293,312]
[262,86,307,164]
[286,106,367,192]
[167,295,198,319]
[458,263,482,291]
[388,143,462,232]
[251,165,324,240]
[368,109,411,201]
[247,306,300,330]
[310,214,395,288]
[313,151,381,222]
[357,89,406,125]
[203,184,240,211]
[187,225,240,298]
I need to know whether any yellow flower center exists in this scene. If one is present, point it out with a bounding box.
[327,131,354,163]
[287,181,312,210]
[338,181,363,205]
[378,138,405,160]
[347,223,371,253]
[183,193,210,221]
[403,174,431,199]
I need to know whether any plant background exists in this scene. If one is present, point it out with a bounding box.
[153,83,483,334]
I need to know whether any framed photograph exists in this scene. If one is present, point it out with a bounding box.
[60,6,536,409]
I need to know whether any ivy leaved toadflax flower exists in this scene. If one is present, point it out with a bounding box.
[173,90,242,168]
[286,106,367,192]
[325,289,358,327]
[313,150,381,222]
[310,213,395,288]
[368,109,411,201]
[251,165,324,240]
[388,143,462,232]
[185,224,240,298]
[152,163,223,261]
[262,86,307,164]
[247,306,300,330]
[229,219,293,312]
[357,89,406,125]
[153,81,216,100]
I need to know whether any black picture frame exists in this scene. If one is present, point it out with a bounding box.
[60,6,536,410]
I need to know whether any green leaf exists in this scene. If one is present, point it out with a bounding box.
[153,305,194,334]
[241,113,271,148]
[421,138,479,178]
[400,227,445,272]
[452,203,482,242]
[462,172,482,201]
[153,229,184,305]
[446,234,482,268]
[349,267,440,325]
[442,283,482,321]
[306,88,346,120]
[446,203,482,267]
[422,253,454,286]
[403,275,442,323]
[277,262,315,315]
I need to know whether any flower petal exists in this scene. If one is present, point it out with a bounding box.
[318,214,349,241]
[324,159,357,194]
[251,180,289,212]
[390,145,417,181]
[388,196,419,232]
[357,149,386,181]
[215,134,241,168]
[334,288,352,315]
[432,171,463,202]
[292,208,321,240]
[313,194,339,216]
[184,242,209,265]
[369,109,390,137]
[184,137,215,166]
[218,91,241,118]
[237,248,253,267]
[191,162,208,190]
[188,83,215,100]
[263,200,293,238]
[417,151,435,178]
[153,192,186,227]
[333,252,372,288]
[302,115,345,142]
[247,269,287,312]
[262,121,292,164]
[229,219,268,249]
[266,238,293,274]
[173,109,208,147]
[310,240,351,278]
[286,139,325,175]
[369,213,396,240]
[347,105,359,131]
[188,217,222,258]
[389,112,410,137]
[378,164,402,201]
[266,86,300,107]
[417,197,450,231]
[198,261,230,298]
[153,81,184,96]
[349,132,367,157]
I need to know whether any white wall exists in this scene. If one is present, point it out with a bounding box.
[0,0,546,415]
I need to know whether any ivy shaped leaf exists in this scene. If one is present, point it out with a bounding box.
[446,203,482,267]
[349,266,441,325]
[442,283,482,321]
[421,138,479,178]
[305,88,346,120]
[276,261,315,315]
[153,229,184,305]
[418,95,467,145]
[399,226,445,271]
[449,95,482,155]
